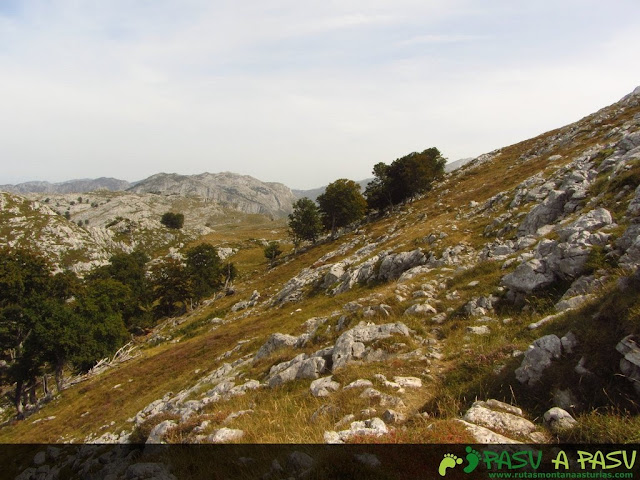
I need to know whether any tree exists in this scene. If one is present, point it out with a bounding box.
[87,251,152,331]
[185,243,223,303]
[288,197,323,250]
[160,212,184,229]
[263,241,282,267]
[150,257,193,318]
[364,162,394,212]
[317,179,367,238]
[71,287,129,373]
[0,248,51,416]
[366,148,446,211]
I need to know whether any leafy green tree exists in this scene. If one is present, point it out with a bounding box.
[364,162,394,212]
[288,197,323,249]
[71,287,129,372]
[317,179,367,238]
[87,251,152,331]
[263,241,282,267]
[185,243,223,303]
[150,257,193,318]
[160,212,184,229]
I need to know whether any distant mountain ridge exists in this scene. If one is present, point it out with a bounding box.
[1,171,297,217]
[0,177,132,194]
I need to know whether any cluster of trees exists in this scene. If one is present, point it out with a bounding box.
[365,147,446,211]
[0,248,130,417]
[150,244,236,318]
[288,147,445,247]
[0,243,235,418]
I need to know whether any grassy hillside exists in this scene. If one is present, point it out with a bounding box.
[1,88,640,448]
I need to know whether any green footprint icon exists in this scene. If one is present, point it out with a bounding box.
[439,453,463,476]
[463,446,482,474]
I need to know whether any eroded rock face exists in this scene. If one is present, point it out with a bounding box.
[515,335,563,386]
[129,172,297,217]
[518,190,569,236]
[332,322,411,370]
[502,259,555,294]
[377,249,427,282]
[273,266,329,304]
[267,354,329,387]
[503,209,614,295]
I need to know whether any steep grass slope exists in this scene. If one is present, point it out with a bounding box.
[1,87,640,448]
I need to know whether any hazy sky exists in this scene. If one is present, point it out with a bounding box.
[1,1,639,189]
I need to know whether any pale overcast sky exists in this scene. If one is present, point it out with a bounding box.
[1,1,639,189]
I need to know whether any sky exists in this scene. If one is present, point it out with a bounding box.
[1,1,640,189]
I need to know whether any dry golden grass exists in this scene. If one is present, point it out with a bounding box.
[3,95,640,444]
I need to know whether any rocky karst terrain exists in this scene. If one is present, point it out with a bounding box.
[3,87,640,478]
[0,191,217,273]
[127,172,296,217]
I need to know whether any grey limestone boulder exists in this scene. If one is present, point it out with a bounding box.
[206,428,244,443]
[267,354,327,387]
[404,303,437,317]
[324,417,389,444]
[515,335,563,386]
[377,249,427,282]
[466,325,491,335]
[543,407,577,433]
[332,322,410,370]
[146,420,177,444]
[556,208,613,241]
[310,376,341,397]
[502,259,554,294]
[254,333,298,361]
[463,401,536,439]
[518,190,568,236]
[455,420,521,444]
[344,379,374,390]
[627,185,640,218]
[393,376,422,388]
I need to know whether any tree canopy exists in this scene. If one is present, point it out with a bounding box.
[317,179,367,238]
[160,212,184,229]
[185,243,224,302]
[288,197,323,248]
